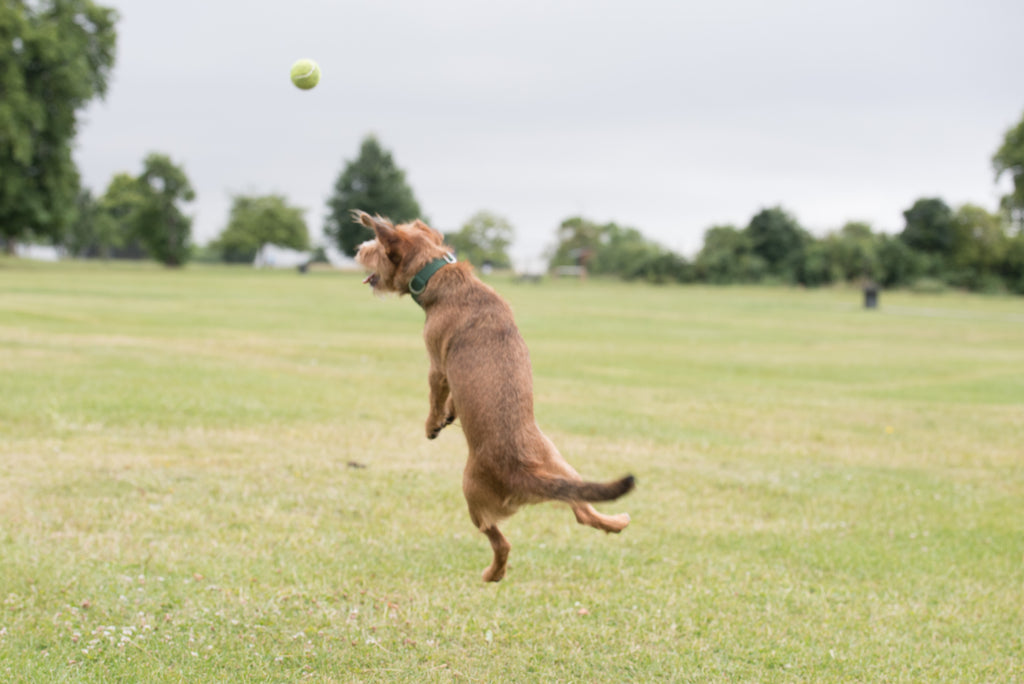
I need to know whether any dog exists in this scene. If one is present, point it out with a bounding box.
[353,211,634,582]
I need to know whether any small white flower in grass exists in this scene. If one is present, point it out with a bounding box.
[190,651,198,658]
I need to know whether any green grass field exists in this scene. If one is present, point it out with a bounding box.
[1,259,1022,682]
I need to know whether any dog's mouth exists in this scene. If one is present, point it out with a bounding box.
[362,273,380,288]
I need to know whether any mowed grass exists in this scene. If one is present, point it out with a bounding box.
[1,258,1022,682]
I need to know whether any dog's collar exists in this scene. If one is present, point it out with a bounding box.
[410,253,457,305]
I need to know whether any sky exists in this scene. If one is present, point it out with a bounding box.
[74,0,1024,267]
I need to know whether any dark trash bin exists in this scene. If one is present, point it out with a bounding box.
[863,283,879,309]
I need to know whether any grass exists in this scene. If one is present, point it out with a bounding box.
[1,258,1022,682]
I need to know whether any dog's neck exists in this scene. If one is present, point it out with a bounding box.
[410,253,457,306]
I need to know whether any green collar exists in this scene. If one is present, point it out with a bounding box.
[409,253,457,304]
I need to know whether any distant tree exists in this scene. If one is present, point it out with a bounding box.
[876,234,922,287]
[95,172,148,258]
[1001,232,1024,294]
[547,216,690,283]
[900,198,955,259]
[993,111,1024,232]
[64,189,100,257]
[0,0,118,249]
[745,206,809,280]
[446,211,514,268]
[133,153,196,267]
[212,195,309,263]
[694,224,766,284]
[592,224,685,283]
[800,238,843,287]
[547,217,606,270]
[324,135,423,256]
[627,249,693,284]
[833,221,881,282]
[949,204,1007,289]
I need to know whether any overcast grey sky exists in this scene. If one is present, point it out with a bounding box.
[74,0,1024,265]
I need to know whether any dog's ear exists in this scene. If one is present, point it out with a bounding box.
[352,210,402,255]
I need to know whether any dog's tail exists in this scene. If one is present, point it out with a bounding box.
[526,474,636,503]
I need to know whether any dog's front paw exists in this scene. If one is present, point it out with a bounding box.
[426,413,455,440]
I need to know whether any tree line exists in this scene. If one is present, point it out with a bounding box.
[550,199,1024,294]
[3,1,1024,295]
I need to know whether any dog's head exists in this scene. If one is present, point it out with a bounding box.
[353,210,450,295]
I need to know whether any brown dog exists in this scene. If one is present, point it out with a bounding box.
[353,211,634,582]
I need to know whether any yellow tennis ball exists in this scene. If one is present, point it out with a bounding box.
[290,59,320,90]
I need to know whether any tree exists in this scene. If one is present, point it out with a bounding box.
[547,216,691,283]
[0,0,117,248]
[993,111,1024,232]
[133,153,196,266]
[64,188,100,257]
[744,206,808,280]
[799,237,845,287]
[1001,232,1024,294]
[876,234,922,287]
[694,224,766,284]
[64,174,145,258]
[949,204,1007,289]
[212,194,309,263]
[547,217,606,270]
[324,135,423,256]
[96,172,148,258]
[833,221,881,282]
[446,211,514,268]
[899,197,955,258]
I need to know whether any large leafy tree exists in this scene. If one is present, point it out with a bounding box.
[993,111,1024,232]
[133,153,195,266]
[324,135,423,256]
[212,194,309,263]
[744,206,808,279]
[900,197,955,257]
[446,211,514,268]
[0,0,117,247]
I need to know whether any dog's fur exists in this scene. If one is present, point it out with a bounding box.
[353,211,634,582]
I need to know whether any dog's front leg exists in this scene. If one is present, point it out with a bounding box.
[426,366,455,439]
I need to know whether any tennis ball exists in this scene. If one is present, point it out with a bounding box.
[290,59,320,90]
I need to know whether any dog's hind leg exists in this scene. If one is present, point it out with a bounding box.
[481,525,511,582]
[572,502,631,533]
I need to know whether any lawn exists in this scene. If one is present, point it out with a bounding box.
[1,259,1022,682]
